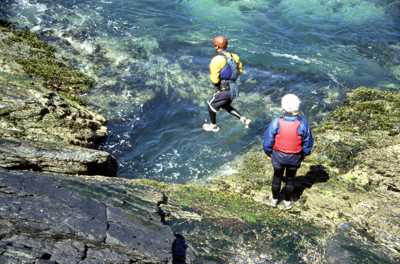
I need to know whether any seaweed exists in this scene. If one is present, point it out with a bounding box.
[4,28,93,93]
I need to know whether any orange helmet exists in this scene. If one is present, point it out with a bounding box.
[212,35,228,49]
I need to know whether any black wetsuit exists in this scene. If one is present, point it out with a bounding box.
[271,164,297,201]
[207,82,241,124]
[271,151,303,201]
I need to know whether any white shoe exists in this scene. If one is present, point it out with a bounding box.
[270,198,278,208]
[202,123,220,132]
[240,117,251,128]
[283,200,293,210]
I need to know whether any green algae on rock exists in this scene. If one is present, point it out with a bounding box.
[313,87,400,172]
[0,23,114,175]
[140,87,400,263]
[3,27,93,93]
[147,180,325,263]
[320,87,400,134]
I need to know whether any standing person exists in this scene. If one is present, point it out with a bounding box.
[263,94,313,209]
[202,35,251,132]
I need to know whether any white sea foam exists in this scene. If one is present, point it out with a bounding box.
[63,37,95,54]
[270,52,322,65]
[31,25,41,32]
[327,72,341,86]
[16,0,32,8]
[35,3,47,12]
[16,0,47,13]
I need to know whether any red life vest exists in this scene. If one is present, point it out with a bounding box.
[273,118,302,154]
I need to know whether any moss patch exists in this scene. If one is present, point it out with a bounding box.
[313,87,400,172]
[161,182,325,262]
[318,87,400,134]
[3,27,93,93]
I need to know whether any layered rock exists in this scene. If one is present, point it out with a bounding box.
[0,24,116,176]
[0,169,175,263]
[0,81,106,147]
[0,24,182,263]
[0,138,117,176]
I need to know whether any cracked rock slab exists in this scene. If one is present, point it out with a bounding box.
[0,169,174,263]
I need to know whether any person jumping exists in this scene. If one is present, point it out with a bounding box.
[202,35,251,132]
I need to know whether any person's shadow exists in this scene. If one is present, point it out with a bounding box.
[290,165,330,201]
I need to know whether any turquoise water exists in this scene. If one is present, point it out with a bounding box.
[2,0,400,182]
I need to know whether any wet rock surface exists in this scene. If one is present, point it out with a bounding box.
[326,224,393,264]
[0,169,174,263]
[0,23,184,264]
[0,24,115,176]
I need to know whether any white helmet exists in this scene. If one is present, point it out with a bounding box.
[281,94,301,113]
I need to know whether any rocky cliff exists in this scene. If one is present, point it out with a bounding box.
[0,21,399,264]
[0,23,196,263]
[0,23,116,176]
[0,168,175,263]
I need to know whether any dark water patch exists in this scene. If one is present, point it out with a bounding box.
[0,0,17,20]
[104,91,262,182]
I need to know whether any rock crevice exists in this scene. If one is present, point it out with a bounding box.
[0,169,175,263]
